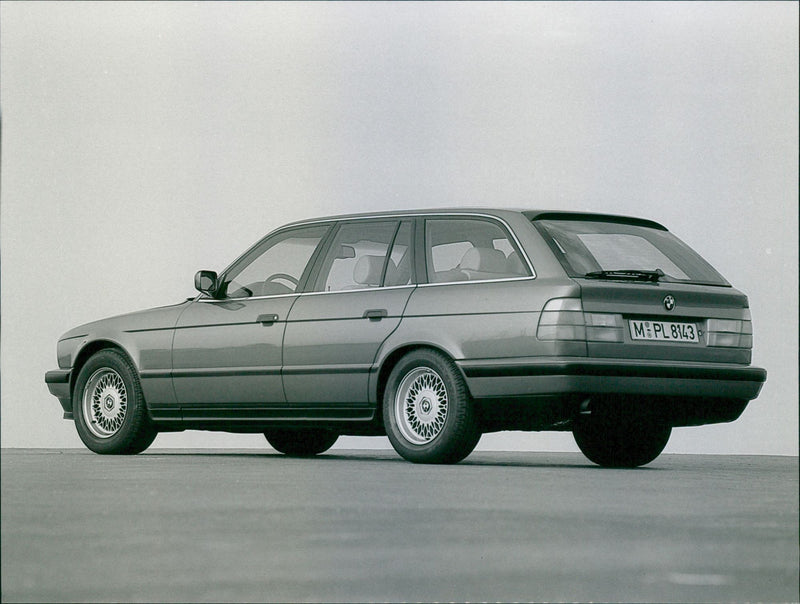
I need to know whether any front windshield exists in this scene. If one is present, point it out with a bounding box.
[533,219,729,286]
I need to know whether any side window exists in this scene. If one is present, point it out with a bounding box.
[314,221,400,292]
[425,218,531,284]
[221,225,330,299]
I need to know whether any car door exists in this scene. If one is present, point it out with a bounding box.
[282,220,415,406]
[393,215,541,365]
[171,224,330,420]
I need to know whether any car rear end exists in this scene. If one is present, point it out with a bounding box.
[523,211,766,427]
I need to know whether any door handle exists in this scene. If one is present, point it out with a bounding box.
[363,309,388,321]
[257,313,279,325]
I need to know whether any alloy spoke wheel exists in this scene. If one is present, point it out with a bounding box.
[82,368,128,438]
[395,367,448,445]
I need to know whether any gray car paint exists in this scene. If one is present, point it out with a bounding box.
[47,208,766,434]
[57,302,190,408]
[171,295,296,407]
[282,286,415,404]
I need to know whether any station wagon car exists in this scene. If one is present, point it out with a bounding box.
[45,209,767,466]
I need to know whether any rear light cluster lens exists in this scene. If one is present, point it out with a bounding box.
[584,312,624,342]
[707,309,753,348]
[537,298,624,343]
[537,299,754,348]
[536,298,585,341]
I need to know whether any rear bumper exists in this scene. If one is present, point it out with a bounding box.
[45,370,73,418]
[458,358,767,401]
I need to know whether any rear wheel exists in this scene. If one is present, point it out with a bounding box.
[264,428,338,456]
[573,405,671,468]
[73,350,157,454]
[383,349,480,464]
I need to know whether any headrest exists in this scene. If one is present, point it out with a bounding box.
[459,247,507,273]
[353,255,385,286]
[506,251,525,274]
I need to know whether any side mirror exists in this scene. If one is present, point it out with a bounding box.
[194,270,219,297]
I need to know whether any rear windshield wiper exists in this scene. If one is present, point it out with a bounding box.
[584,269,665,282]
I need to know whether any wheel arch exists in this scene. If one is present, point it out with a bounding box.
[372,343,471,427]
[70,340,138,399]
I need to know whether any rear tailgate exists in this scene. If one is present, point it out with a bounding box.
[578,280,753,364]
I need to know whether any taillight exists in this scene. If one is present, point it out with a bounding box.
[537,298,624,343]
[536,298,585,340]
[584,313,624,342]
[707,309,753,348]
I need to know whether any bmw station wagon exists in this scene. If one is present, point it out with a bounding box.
[45,209,767,466]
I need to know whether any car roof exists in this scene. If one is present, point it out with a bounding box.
[281,207,667,231]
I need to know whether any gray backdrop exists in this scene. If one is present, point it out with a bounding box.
[1,2,797,454]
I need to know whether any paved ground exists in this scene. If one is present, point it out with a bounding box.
[1,449,797,603]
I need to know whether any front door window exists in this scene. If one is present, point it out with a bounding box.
[220,225,330,298]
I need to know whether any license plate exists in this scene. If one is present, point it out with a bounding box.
[629,320,699,343]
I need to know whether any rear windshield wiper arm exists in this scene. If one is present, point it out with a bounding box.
[584,269,665,282]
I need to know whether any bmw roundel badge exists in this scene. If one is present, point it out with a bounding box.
[663,295,676,311]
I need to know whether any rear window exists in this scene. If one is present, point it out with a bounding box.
[533,219,729,286]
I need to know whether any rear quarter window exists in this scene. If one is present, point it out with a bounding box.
[425,217,532,284]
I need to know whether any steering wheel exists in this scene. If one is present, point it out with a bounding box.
[265,273,300,288]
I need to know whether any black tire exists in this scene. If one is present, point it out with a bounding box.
[573,409,671,468]
[383,349,481,464]
[264,428,339,457]
[73,349,157,454]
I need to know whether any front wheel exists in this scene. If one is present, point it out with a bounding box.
[264,428,338,457]
[73,350,157,454]
[573,412,671,468]
[383,349,480,464]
